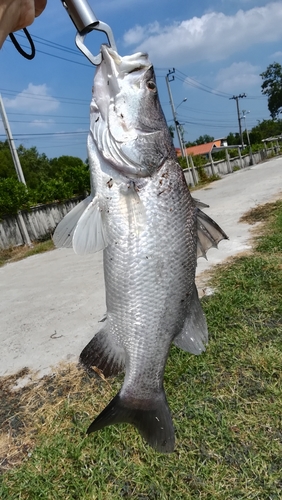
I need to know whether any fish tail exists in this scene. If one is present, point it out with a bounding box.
[87,390,175,453]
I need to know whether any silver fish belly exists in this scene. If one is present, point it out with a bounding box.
[53,45,227,453]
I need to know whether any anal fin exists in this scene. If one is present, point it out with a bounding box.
[173,284,208,355]
[79,326,125,377]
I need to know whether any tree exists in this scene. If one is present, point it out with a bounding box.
[194,134,214,145]
[185,134,214,147]
[248,119,282,143]
[226,132,240,145]
[261,62,282,119]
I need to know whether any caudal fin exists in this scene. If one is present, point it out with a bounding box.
[87,391,175,453]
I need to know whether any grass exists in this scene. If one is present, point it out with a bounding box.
[0,200,282,499]
[0,239,55,267]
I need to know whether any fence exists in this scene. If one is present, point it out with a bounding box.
[0,197,83,250]
[0,148,279,249]
[183,147,272,185]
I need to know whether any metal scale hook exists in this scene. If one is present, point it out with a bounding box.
[61,0,117,65]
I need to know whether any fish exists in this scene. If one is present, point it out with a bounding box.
[53,45,228,453]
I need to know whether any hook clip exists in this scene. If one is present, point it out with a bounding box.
[61,0,117,65]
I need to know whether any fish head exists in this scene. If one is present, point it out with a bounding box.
[90,45,175,178]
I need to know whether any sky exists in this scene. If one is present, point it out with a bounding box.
[1,0,282,161]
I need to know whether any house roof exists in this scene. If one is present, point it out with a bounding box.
[176,139,223,157]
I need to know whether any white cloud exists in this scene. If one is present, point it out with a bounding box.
[3,84,60,113]
[123,2,282,66]
[270,51,282,58]
[124,22,161,46]
[215,62,261,92]
[29,119,55,129]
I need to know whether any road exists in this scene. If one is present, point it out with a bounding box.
[0,157,281,381]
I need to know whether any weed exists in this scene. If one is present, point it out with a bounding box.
[0,239,54,267]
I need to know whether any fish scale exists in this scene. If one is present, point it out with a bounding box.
[103,162,196,398]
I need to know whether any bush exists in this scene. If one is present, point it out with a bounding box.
[0,178,31,217]
[32,179,74,205]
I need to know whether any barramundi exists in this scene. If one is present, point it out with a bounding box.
[53,45,227,453]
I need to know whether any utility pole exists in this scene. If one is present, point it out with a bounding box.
[242,109,255,165]
[0,93,32,246]
[229,93,246,148]
[166,69,185,157]
[0,94,27,185]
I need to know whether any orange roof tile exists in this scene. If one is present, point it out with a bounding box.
[176,140,222,157]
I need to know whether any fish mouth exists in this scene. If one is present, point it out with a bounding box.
[100,45,151,83]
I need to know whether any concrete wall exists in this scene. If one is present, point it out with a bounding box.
[0,197,83,250]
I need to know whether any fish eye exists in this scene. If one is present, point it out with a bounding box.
[147,81,156,91]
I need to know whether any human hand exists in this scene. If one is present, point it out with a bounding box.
[0,0,47,47]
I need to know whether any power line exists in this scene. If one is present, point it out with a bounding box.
[7,112,88,118]
[0,87,89,102]
[7,31,83,56]
[0,88,90,105]
[174,69,232,99]
[9,120,89,125]
[0,131,88,137]
[5,37,92,68]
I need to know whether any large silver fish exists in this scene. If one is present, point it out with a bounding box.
[53,46,227,453]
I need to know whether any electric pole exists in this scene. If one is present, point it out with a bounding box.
[166,69,185,157]
[0,93,32,246]
[0,94,27,185]
[242,109,254,165]
[229,93,246,148]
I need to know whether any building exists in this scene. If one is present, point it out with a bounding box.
[176,138,228,158]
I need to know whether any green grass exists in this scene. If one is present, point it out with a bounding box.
[0,200,282,499]
[0,239,54,267]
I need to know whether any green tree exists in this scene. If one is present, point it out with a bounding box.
[0,140,16,179]
[249,119,282,143]
[0,178,31,217]
[194,134,214,145]
[185,134,214,147]
[18,145,51,188]
[261,62,282,119]
[226,132,240,145]
[49,156,90,194]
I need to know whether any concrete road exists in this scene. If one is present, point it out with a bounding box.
[0,157,281,379]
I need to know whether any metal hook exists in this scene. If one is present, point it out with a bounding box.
[61,0,117,65]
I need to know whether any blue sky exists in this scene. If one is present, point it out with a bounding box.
[1,0,282,161]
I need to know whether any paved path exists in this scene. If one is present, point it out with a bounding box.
[1,157,281,379]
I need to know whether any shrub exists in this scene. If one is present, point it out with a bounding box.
[0,178,31,218]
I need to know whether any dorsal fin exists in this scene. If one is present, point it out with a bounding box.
[195,202,228,259]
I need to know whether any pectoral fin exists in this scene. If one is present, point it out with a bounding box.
[173,284,208,355]
[53,195,92,248]
[72,195,108,255]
